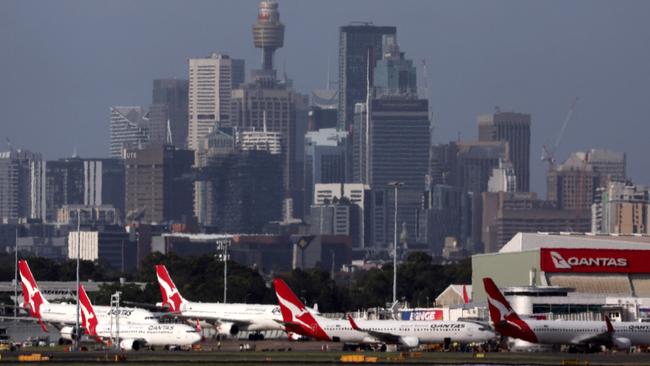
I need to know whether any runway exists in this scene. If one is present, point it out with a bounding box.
[3,340,650,365]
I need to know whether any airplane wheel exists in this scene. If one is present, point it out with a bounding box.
[258,334,264,341]
[380,344,387,352]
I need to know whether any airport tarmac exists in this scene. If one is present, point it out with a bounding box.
[3,340,650,365]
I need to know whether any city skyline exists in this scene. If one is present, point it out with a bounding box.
[2,0,650,196]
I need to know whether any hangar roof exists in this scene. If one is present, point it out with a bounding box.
[500,232,650,253]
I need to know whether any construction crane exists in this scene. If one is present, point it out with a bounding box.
[541,97,579,170]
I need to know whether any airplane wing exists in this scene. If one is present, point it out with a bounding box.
[570,331,611,345]
[347,315,403,344]
[569,316,615,346]
[122,301,169,312]
[211,318,253,326]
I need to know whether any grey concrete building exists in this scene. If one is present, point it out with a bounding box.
[44,158,84,222]
[304,129,349,215]
[478,111,531,192]
[0,150,43,221]
[418,184,475,255]
[481,192,590,253]
[124,144,194,224]
[200,150,283,233]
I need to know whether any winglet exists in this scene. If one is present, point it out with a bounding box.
[605,315,614,334]
[347,314,360,331]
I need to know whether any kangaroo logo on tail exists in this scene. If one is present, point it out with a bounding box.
[78,284,99,337]
[18,260,49,332]
[273,279,329,341]
[482,278,537,343]
[155,265,186,312]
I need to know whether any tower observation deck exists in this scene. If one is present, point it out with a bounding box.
[252,1,285,71]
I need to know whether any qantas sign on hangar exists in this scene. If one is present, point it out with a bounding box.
[472,232,650,301]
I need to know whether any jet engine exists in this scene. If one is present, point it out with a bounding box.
[399,336,420,348]
[59,326,76,342]
[613,337,631,350]
[216,322,240,337]
[120,339,143,351]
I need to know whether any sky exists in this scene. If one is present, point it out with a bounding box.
[1,0,649,195]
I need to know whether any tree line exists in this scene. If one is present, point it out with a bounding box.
[0,252,470,312]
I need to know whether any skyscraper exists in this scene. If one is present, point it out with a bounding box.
[231,1,298,198]
[231,85,296,193]
[82,158,125,216]
[0,150,43,221]
[592,181,650,234]
[478,111,531,192]
[153,79,189,148]
[44,158,84,222]
[187,53,245,151]
[338,24,397,130]
[109,106,149,158]
[304,129,349,215]
[353,98,430,249]
[145,104,169,146]
[124,144,194,224]
[373,35,417,98]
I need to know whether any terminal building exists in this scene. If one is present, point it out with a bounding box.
[472,232,650,321]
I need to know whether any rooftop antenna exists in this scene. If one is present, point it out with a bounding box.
[6,138,13,153]
[72,146,78,158]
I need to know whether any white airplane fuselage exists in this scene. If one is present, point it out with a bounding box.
[319,318,494,344]
[37,303,158,326]
[175,302,284,331]
[94,323,201,348]
[523,319,650,345]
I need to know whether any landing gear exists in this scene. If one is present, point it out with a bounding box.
[567,344,602,353]
[248,333,265,341]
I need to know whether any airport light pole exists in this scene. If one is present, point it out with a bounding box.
[14,227,18,319]
[216,238,229,304]
[75,208,81,351]
[387,181,404,305]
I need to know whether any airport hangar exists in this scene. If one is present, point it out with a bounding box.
[472,232,650,321]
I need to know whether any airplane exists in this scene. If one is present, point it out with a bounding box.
[483,277,650,351]
[18,260,159,342]
[273,278,495,350]
[78,284,201,351]
[155,264,284,340]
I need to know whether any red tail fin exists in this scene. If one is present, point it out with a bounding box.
[78,284,99,337]
[462,285,469,304]
[18,260,49,319]
[482,278,537,343]
[273,279,329,341]
[155,264,185,312]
